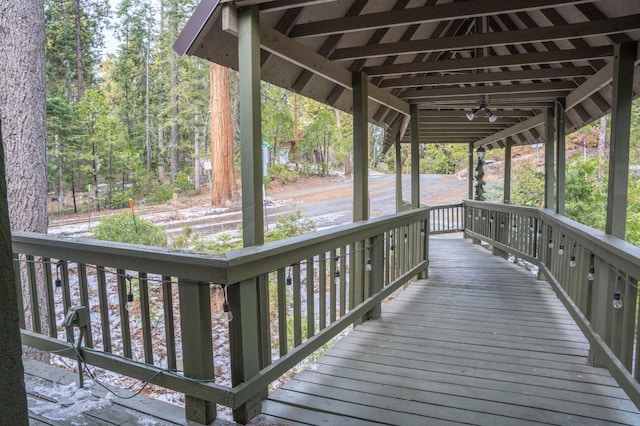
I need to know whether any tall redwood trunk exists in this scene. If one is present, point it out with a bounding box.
[210,63,233,205]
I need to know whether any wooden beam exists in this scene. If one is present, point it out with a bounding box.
[363,46,613,77]
[401,81,576,99]
[259,0,339,12]
[567,42,640,110]
[380,67,594,89]
[474,114,544,147]
[418,110,534,118]
[289,0,594,38]
[259,25,410,116]
[332,14,640,60]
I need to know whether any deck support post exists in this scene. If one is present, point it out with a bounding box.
[503,137,512,204]
[555,98,566,215]
[234,6,266,423]
[605,41,636,239]
[178,281,216,425]
[395,134,403,212]
[352,71,369,222]
[410,104,420,209]
[468,143,474,200]
[544,107,555,211]
[493,137,511,258]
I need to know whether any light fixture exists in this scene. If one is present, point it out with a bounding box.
[466,103,498,122]
[476,146,486,161]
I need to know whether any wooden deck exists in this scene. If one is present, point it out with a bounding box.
[260,237,640,425]
[24,357,192,426]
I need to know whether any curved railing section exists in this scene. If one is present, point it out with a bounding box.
[464,199,640,410]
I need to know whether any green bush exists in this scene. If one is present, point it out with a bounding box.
[148,184,173,203]
[267,210,316,242]
[94,212,167,247]
[174,171,192,193]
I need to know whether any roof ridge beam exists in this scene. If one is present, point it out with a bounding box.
[401,81,576,99]
[289,0,596,38]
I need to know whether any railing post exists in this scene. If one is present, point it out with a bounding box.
[589,258,613,367]
[367,234,384,320]
[420,219,429,279]
[178,281,216,424]
[229,278,263,423]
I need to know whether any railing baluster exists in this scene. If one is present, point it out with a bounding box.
[277,267,287,356]
[293,262,302,347]
[26,254,40,333]
[138,272,153,364]
[13,254,25,329]
[339,246,346,318]
[306,257,314,339]
[61,261,71,316]
[162,276,177,370]
[620,276,637,371]
[348,243,355,310]
[43,258,56,337]
[77,263,93,347]
[329,250,337,323]
[117,268,132,358]
[97,266,111,352]
[318,253,326,331]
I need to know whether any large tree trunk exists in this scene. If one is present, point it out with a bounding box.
[210,63,233,205]
[169,52,179,183]
[0,1,48,233]
[1,0,50,343]
[73,0,84,101]
[0,117,29,426]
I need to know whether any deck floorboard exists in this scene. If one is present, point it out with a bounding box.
[262,237,640,425]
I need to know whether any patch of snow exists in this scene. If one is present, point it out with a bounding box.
[27,381,108,421]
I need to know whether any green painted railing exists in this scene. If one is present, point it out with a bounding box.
[464,199,640,410]
[428,202,464,234]
[13,208,429,423]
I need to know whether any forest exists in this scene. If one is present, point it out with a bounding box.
[39,0,640,247]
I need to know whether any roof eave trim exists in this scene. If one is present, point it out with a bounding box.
[173,0,222,56]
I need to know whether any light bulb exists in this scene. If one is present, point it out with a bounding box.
[490,217,494,223]
[334,268,340,278]
[500,222,504,228]
[466,111,475,121]
[488,113,498,123]
[548,239,553,249]
[482,215,486,220]
[127,292,134,302]
[389,246,395,256]
[613,290,622,309]
[404,234,408,243]
[286,275,292,285]
[420,228,425,237]
[366,259,372,272]
[587,266,595,281]
[558,244,564,256]
[569,256,576,268]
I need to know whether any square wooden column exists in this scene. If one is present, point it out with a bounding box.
[410,104,420,209]
[544,107,555,211]
[468,143,474,200]
[353,71,369,221]
[232,6,265,423]
[395,133,403,212]
[555,98,566,215]
[606,41,636,239]
[503,137,512,204]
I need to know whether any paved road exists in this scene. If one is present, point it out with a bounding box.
[277,173,467,229]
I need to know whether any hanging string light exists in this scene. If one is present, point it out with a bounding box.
[54,260,64,292]
[587,254,595,281]
[286,265,293,286]
[125,273,134,303]
[569,243,577,268]
[613,273,623,309]
[389,236,395,256]
[548,238,554,249]
[222,285,233,321]
[334,256,341,284]
[366,258,372,272]
[558,234,565,256]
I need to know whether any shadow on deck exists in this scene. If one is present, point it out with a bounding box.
[259,238,640,425]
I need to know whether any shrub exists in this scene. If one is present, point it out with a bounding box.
[94,212,167,247]
[267,210,316,242]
